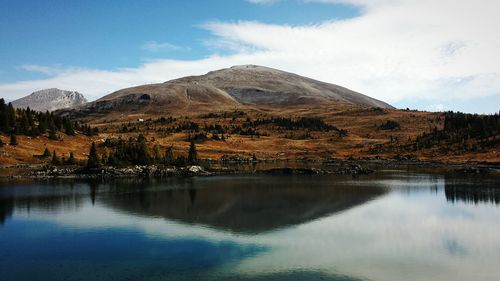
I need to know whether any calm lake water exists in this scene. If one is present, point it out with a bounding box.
[1,169,499,281]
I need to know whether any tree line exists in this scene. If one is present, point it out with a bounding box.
[443,111,499,139]
[413,111,499,151]
[0,98,98,142]
[86,135,199,168]
[250,117,340,132]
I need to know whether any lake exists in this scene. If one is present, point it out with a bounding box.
[1,169,499,281]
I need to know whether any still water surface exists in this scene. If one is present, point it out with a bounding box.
[1,170,499,281]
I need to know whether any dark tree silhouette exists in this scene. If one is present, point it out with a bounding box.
[51,150,60,165]
[9,134,17,146]
[42,147,51,158]
[188,141,198,165]
[87,142,101,169]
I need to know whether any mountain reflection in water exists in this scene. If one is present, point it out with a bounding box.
[102,176,386,233]
[1,172,500,281]
[0,176,386,233]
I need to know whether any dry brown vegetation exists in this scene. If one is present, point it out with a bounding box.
[1,104,498,168]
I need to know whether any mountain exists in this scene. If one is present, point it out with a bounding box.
[198,65,392,108]
[12,88,87,112]
[62,65,393,118]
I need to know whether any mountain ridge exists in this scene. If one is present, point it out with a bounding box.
[12,88,87,112]
[61,65,393,119]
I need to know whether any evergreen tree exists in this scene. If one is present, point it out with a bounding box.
[66,152,77,165]
[48,126,58,140]
[153,144,161,163]
[26,107,34,126]
[37,112,48,134]
[87,142,101,169]
[6,103,15,129]
[0,98,8,132]
[18,113,29,134]
[51,150,60,165]
[42,147,51,157]
[136,134,150,165]
[0,138,3,147]
[64,119,75,135]
[9,134,17,146]
[187,141,198,165]
[164,146,175,165]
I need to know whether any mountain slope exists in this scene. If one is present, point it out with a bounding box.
[62,65,393,119]
[193,65,392,108]
[12,88,87,112]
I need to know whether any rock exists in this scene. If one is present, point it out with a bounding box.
[188,166,203,173]
[12,88,87,112]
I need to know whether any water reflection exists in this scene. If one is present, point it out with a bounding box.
[0,176,387,233]
[103,176,386,233]
[0,181,90,225]
[0,198,13,225]
[444,176,500,205]
[0,172,499,281]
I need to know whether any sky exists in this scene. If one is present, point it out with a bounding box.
[0,0,499,113]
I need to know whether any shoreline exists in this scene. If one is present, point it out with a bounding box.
[1,158,499,180]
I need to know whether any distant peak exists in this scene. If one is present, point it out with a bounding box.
[32,88,78,94]
[12,88,88,112]
[228,65,275,71]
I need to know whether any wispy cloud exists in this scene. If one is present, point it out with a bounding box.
[141,41,190,52]
[1,0,499,113]
[19,64,86,76]
[19,64,59,75]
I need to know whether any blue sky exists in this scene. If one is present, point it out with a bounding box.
[1,0,499,113]
[0,0,357,82]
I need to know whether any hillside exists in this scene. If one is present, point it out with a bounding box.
[1,66,498,171]
[61,65,392,121]
[12,88,87,112]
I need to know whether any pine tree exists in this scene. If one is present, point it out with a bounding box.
[42,147,51,157]
[87,142,100,169]
[136,134,150,165]
[66,152,77,165]
[0,138,3,147]
[153,144,161,163]
[6,103,15,129]
[37,112,48,134]
[48,126,58,140]
[0,98,8,132]
[26,107,34,126]
[18,113,29,135]
[9,134,17,146]
[187,141,198,165]
[51,150,60,165]
[64,119,75,135]
[164,146,174,165]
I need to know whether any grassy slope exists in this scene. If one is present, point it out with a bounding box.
[1,105,499,166]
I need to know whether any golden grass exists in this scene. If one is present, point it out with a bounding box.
[1,105,498,166]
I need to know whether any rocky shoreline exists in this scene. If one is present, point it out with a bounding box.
[14,162,375,179]
[1,159,498,180]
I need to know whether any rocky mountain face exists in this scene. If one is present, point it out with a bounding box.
[62,65,393,118]
[12,88,87,112]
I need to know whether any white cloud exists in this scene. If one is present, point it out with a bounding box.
[23,181,500,281]
[245,0,280,4]
[1,0,499,112]
[19,64,59,75]
[141,41,190,52]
